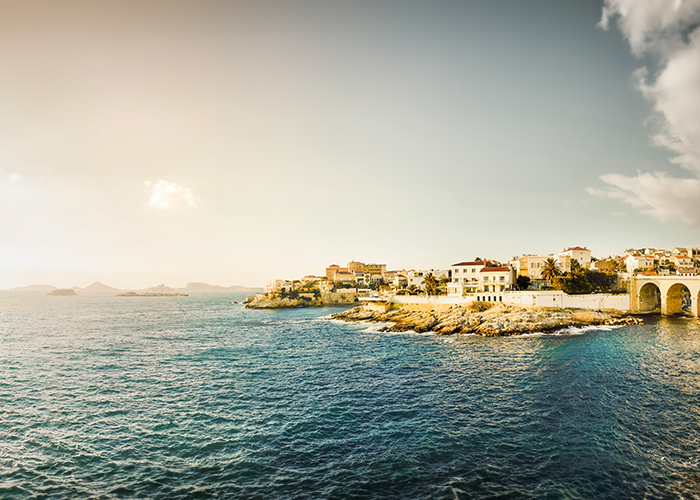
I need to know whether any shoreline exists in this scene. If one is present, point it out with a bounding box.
[331,302,643,336]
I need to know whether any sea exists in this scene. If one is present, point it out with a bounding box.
[1,291,700,500]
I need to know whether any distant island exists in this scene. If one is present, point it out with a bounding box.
[47,289,77,296]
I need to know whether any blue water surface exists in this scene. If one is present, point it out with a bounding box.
[1,291,700,499]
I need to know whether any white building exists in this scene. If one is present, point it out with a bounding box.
[392,274,408,289]
[447,262,513,301]
[559,246,592,271]
[407,269,450,290]
[673,255,694,269]
[265,279,293,294]
[448,261,485,295]
[480,267,512,294]
[626,254,655,274]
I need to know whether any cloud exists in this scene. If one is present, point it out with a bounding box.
[594,0,700,224]
[145,180,197,210]
[0,170,21,183]
[591,172,700,225]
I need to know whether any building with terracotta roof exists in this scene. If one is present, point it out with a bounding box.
[480,267,512,294]
[559,246,592,270]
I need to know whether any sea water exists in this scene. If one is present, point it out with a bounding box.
[1,291,700,499]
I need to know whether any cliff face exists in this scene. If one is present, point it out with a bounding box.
[332,302,642,336]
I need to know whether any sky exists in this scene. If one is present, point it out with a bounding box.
[1,0,699,289]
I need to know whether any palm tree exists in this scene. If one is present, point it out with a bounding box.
[541,257,561,282]
[437,277,450,295]
[423,273,439,295]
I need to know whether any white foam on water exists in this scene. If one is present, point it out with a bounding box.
[513,324,622,338]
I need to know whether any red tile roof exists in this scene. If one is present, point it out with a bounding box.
[451,261,485,267]
[480,267,510,272]
[562,246,589,252]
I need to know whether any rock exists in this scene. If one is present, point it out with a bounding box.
[330,302,643,337]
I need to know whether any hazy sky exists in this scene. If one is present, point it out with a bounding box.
[1,0,699,289]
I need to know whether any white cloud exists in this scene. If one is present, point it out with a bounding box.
[0,170,21,183]
[145,180,198,210]
[599,0,700,56]
[593,172,700,225]
[594,0,700,224]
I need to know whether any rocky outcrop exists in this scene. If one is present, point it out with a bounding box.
[331,302,643,336]
[245,292,363,309]
[245,294,323,309]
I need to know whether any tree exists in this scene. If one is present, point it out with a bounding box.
[553,269,617,294]
[423,273,439,295]
[541,258,561,282]
[437,277,450,295]
[516,275,531,291]
[554,273,592,294]
[570,259,583,274]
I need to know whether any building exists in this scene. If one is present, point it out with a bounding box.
[343,261,386,282]
[559,246,592,270]
[392,274,408,289]
[326,265,348,280]
[447,261,513,300]
[510,254,550,280]
[626,254,655,274]
[480,267,512,294]
[406,269,450,290]
[449,261,485,295]
[265,279,293,294]
[334,271,355,282]
[673,255,694,269]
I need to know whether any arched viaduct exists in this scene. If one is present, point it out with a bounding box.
[629,276,700,316]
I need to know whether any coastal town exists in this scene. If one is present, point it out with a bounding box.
[246,245,700,323]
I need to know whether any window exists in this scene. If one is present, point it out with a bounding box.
[484,277,489,282]
[499,276,505,281]
[472,268,476,273]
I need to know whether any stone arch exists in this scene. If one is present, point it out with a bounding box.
[666,283,692,315]
[639,282,661,313]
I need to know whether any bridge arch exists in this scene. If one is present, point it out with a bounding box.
[665,283,692,316]
[638,282,661,313]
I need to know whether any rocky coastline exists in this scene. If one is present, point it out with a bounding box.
[244,292,362,309]
[331,301,642,336]
[244,295,323,308]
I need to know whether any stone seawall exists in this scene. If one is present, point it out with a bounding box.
[332,302,642,336]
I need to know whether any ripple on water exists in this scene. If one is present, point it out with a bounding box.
[1,295,700,499]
